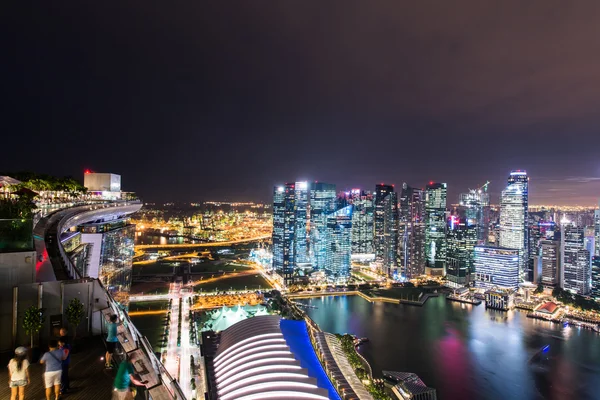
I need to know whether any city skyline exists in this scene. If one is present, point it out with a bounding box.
[3,3,600,205]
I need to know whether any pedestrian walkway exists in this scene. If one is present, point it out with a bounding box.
[0,337,118,399]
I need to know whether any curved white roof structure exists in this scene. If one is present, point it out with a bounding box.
[213,315,330,400]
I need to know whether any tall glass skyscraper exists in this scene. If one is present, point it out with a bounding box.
[349,189,374,255]
[561,225,591,295]
[272,183,296,286]
[309,182,337,271]
[594,203,600,257]
[539,239,559,286]
[399,186,426,278]
[294,181,310,264]
[425,183,447,276]
[459,187,490,244]
[374,184,398,276]
[499,170,529,280]
[446,217,478,287]
[326,205,353,281]
[592,256,600,301]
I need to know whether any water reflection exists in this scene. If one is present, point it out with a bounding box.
[298,295,600,400]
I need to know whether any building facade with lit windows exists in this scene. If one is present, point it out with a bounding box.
[594,204,600,257]
[499,170,529,280]
[309,182,337,271]
[539,239,560,286]
[592,256,600,301]
[294,181,310,265]
[424,183,447,276]
[399,185,426,279]
[446,218,478,287]
[561,225,591,295]
[473,245,520,290]
[349,189,374,255]
[459,186,490,244]
[325,205,353,281]
[272,183,296,286]
[374,184,398,276]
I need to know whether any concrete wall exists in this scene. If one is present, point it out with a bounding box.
[81,233,103,278]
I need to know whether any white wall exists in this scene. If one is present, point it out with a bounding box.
[80,233,103,278]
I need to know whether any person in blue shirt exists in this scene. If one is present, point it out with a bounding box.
[105,314,119,369]
[58,336,71,394]
[40,340,65,400]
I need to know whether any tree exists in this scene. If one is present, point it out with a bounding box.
[65,298,85,339]
[23,306,45,348]
[534,283,544,294]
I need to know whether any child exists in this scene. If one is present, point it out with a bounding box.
[7,346,30,400]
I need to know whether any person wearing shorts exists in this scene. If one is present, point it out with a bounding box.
[40,340,64,400]
[112,354,147,400]
[105,314,119,369]
[7,346,30,400]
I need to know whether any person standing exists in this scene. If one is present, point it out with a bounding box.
[58,336,71,394]
[105,314,119,369]
[40,340,65,400]
[7,346,30,400]
[112,355,147,400]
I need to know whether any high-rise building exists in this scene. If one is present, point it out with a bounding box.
[594,204,600,257]
[383,191,399,277]
[349,189,374,255]
[326,205,353,281]
[473,245,520,290]
[374,184,398,276]
[446,216,478,287]
[309,182,337,271]
[294,181,310,264]
[425,182,447,276]
[458,185,490,244]
[499,170,529,280]
[539,239,559,286]
[272,183,296,286]
[399,184,426,278]
[561,225,591,295]
[592,256,600,301]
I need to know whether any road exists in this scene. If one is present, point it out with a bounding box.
[135,234,270,250]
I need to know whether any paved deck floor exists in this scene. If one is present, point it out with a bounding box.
[0,337,125,399]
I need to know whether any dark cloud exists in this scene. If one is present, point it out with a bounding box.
[1,1,600,205]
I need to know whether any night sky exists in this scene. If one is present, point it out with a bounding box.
[3,2,600,205]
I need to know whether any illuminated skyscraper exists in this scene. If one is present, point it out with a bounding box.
[272,183,296,286]
[374,184,398,276]
[309,182,337,271]
[294,181,310,264]
[473,245,520,290]
[539,239,559,286]
[425,182,447,276]
[446,216,478,287]
[561,225,591,295]
[399,186,426,278]
[594,203,600,256]
[326,205,353,281]
[499,170,529,280]
[458,184,490,244]
[592,256,600,301]
[349,189,374,255]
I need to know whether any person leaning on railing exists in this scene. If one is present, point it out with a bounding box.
[112,353,148,400]
[105,314,120,369]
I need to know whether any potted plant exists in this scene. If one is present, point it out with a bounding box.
[65,298,85,341]
[23,305,45,362]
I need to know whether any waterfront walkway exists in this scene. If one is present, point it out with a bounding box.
[288,290,439,306]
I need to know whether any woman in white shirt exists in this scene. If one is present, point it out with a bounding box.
[7,346,30,400]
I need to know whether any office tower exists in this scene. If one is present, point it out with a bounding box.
[539,239,560,286]
[399,185,427,279]
[374,184,398,276]
[326,205,353,281]
[294,181,310,264]
[458,184,490,243]
[592,256,600,301]
[473,245,520,290]
[309,182,337,271]
[272,183,296,286]
[561,225,591,295]
[499,170,529,280]
[595,204,600,256]
[528,220,556,282]
[425,182,447,276]
[383,191,399,277]
[446,216,478,287]
[349,189,374,255]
